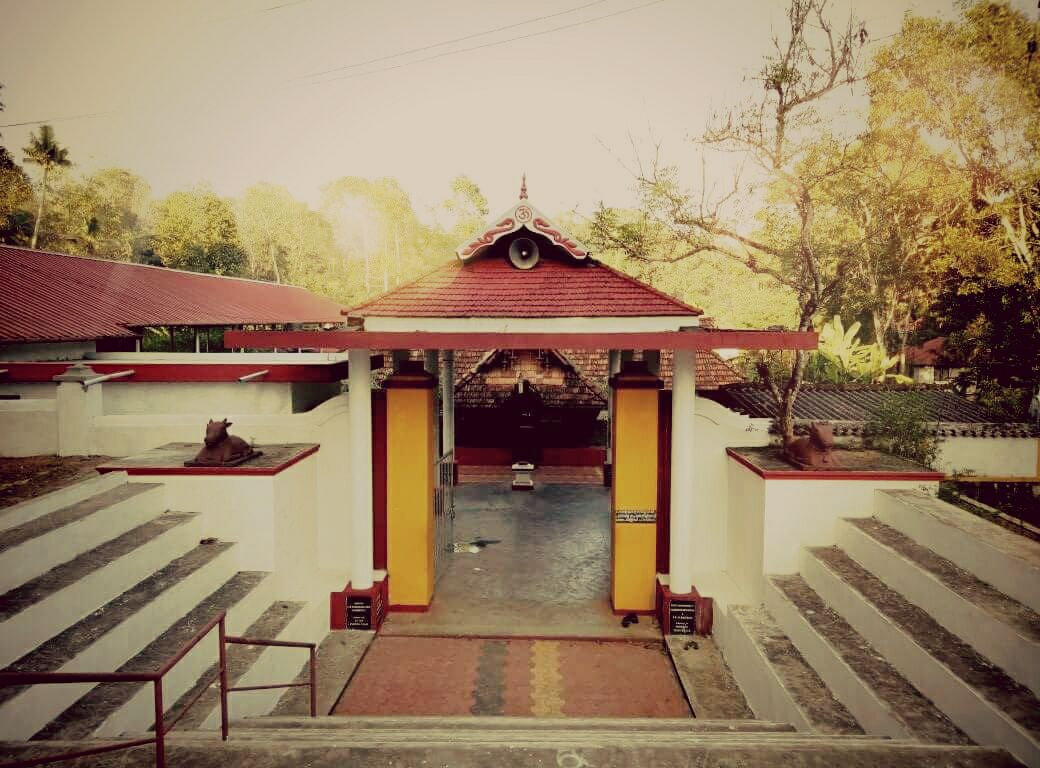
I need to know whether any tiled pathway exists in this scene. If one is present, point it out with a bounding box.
[333,636,690,718]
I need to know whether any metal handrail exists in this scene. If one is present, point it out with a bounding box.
[0,612,317,768]
[80,369,135,389]
[237,369,269,382]
[224,635,318,719]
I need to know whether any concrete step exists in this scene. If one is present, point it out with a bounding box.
[33,571,274,740]
[0,471,127,534]
[804,545,1040,768]
[0,733,1021,768]
[725,605,863,735]
[0,541,238,741]
[841,515,1040,697]
[165,600,306,730]
[0,511,203,669]
[0,482,166,594]
[876,489,1040,612]
[240,715,799,733]
[765,574,967,743]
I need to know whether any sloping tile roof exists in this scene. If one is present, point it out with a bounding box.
[905,337,963,367]
[454,349,606,409]
[559,349,744,394]
[347,256,702,318]
[0,246,347,344]
[453,347,744,396]
[707,383,1038,438]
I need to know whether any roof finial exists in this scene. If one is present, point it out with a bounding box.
[519,173,528,200]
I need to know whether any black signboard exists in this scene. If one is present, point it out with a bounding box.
[347,595,372,630]
[669,599,696,635]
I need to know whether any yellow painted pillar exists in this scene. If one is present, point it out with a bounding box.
[385,361,436,609]
[610,361,661,613]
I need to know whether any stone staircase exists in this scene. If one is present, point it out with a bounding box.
[728,488,1040,768]
[0,716,1019,767]
[0,472,318,742]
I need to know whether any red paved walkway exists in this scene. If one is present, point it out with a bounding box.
[333,637,690,718]
[459,465,604,485]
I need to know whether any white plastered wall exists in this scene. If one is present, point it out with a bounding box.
[725,460,940,604]
[141,454,325,599]
[688,397,771,572]
[96,394,352,576]
[101,382,297,416]
[0,399,57,456]
[936,435,1038,478]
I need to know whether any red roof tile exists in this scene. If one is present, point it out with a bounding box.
[905,337,957,366]
[453,347,743,393]
[0,246,347,344]
[348,256,702,318]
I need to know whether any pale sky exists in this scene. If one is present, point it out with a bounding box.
[2,0,1030,218]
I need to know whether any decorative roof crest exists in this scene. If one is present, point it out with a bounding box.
[454,175,590,262]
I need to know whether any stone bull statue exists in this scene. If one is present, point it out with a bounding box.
[784,422,840,470]
[185,419,262,467]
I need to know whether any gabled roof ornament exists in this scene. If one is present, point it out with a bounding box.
[455,175,590,262]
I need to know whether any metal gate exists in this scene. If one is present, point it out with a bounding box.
[433,451,455,583]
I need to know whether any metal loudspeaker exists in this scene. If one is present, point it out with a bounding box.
[508,237,540,270]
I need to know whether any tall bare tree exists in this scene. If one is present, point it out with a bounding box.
[591,0,866,445]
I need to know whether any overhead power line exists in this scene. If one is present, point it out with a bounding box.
[0,111,112,129]
[298,0,609,80]
[309,0,666,86]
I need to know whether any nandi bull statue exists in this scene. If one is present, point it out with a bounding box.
[184,418,262,467]
[784,421,841,470]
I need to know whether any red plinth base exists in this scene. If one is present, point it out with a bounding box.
[330,576,388,631]
[656,579,713,636]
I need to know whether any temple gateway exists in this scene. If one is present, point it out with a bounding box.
[0,182,1035,768]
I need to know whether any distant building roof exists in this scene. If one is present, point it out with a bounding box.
[347,256,702,319]
[708,383,1037,438]
[906,337,952,366]
[0,246,347,344]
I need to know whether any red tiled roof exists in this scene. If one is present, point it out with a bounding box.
[347,256,702,318]
[905,337,954,366]
[0,246,347,344]
[454,349,606,409]
[454,347,743,393]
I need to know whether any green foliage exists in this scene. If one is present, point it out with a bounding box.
[0,146,32,244]
[40,168,151,260]
[974,380,1032,422]
[863,395,939,468]
[805,316,910,384]
[152,188,246,276]
[868,2,1040,391]
[583,207,800,329]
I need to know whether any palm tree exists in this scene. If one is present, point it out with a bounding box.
[23,124,71,248]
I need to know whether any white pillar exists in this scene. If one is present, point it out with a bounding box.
[424,350,440,456]
[441,350,455,458]
[669,348,696,594]
[606,349,621,459]
[52,364,102,456]
[348,349,374,589]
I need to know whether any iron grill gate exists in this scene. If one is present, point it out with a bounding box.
[433,451,455,583]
